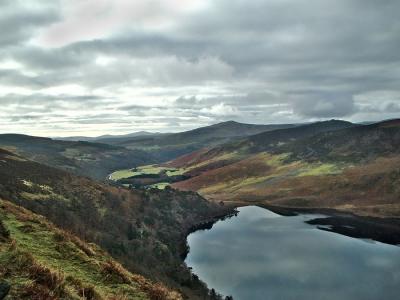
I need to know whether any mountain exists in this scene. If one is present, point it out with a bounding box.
[108,121,298,162]
[168,119,400,217]
[0,148,232,299]
[282,119,400,162]
[94,132,168,144]
[0,200,180,300]
[0,134,154,180]
[168,119,355,171]
[59,131,166,143]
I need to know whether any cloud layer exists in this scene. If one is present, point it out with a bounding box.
[1,0,400,136]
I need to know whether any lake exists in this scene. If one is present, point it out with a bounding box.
[185,206,400,300]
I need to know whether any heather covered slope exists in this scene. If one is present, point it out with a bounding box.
[0,134,154,180]
[166,120,356,177]
[171,119,400,217]
[110,121,297,162]
[281,119,400,162]
[0,149,232,299]
[0,200,181,300]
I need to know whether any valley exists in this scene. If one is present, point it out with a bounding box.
[1,118,400,299]
[3,2,400,299]
[108,119,400,218]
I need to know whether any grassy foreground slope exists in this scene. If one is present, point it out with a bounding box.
[0,200,180,300]
[0,134,154,180]
[0,149,232,299]
[171,119,400,217]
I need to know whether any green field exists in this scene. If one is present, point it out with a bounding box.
[149,182,170,189]
[109,165,186,189]
[109,164,185,180]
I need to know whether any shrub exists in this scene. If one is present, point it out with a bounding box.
[101,260,132,284]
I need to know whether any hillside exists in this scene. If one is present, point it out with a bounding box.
[0,134,154,180]
[282,119,400,162]
[108,121,297,162]
[107,120,357,191]
[166,120,356,175]
[0,200,180,300]
[59,131,167,144]
[0,148,232,299]
[169,119,400,217]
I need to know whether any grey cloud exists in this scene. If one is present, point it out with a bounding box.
[2,0,400,135]
[0,0,59,47]
[0,93,107,105]
[291,92,356,118]
[384,102,400,112]
[12,46,87,70]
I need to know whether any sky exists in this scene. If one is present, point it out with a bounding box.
[1,0,400,137]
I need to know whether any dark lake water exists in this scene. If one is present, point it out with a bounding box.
[185,206,400,300]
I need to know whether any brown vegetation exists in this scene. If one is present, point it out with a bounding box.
[0,149,232,299]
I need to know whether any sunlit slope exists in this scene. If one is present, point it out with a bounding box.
[0,200,181,300]
[171,120,400,217]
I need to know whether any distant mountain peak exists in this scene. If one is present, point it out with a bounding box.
[316,119,353,124]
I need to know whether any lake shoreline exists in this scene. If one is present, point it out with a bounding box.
[184,202,400,255]
[181,208,238,260]
[258,203,400,246]
[185,205,400,300]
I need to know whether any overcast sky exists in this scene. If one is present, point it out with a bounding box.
[1,0,400,136]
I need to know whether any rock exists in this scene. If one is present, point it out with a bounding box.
[0,281,10,300]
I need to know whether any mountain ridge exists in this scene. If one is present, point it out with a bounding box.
[0,134,155,180]
[110,120,299,162]
[166,119,400,217]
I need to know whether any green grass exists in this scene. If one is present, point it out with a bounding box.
[110,164,186,181]
[149,182,170,190]
[297,163,342,177]
[261,152,290,167]
[109,169,137,180]
[0,201,152,299]
[165,168,186,176]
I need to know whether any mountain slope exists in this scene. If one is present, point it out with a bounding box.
[167,120,356,174]
[59,131,167,143]
[0,134,154,180]
[111,121,298,162]
[0,148,231,299]
[214,119,356,155]
[170,119,400,217]
[0,200,180,300]
[282,119,400,162]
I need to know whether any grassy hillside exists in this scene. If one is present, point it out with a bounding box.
[0,134,154,180]
[109,121,297,162]
[0,148,232,299]
[170,119,400,217]
[0,200,180,300]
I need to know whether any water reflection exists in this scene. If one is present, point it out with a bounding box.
[186,206,400,300]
